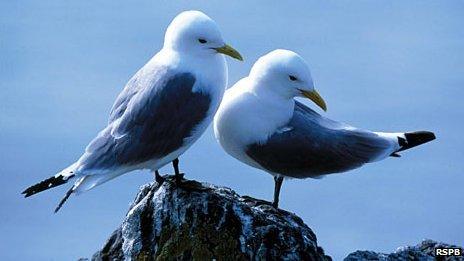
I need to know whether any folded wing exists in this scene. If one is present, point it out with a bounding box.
[246,101,395,178]
[77,68,211,180]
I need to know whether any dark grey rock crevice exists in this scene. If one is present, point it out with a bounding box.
[139,189,155,258]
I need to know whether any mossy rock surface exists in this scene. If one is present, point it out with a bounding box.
[92,176,331,261]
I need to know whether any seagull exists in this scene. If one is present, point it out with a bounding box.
[22,10,243,212]
[214,49,435,208]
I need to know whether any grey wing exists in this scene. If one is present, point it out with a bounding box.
[79,69,212,171]
[246,101,393,178]
[108,72,145,124]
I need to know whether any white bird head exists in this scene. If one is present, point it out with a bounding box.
[164,11,243,61]
[249,49,326,111]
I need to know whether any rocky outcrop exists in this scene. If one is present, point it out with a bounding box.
[91,175,463,261]
[345,239,463,261]
[92,175,331,260]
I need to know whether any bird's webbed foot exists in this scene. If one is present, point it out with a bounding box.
[154,170,165,185]
[174,173,185,186]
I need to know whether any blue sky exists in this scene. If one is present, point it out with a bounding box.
[1,1,463,260]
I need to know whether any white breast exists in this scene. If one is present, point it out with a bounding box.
[214,78,294,168]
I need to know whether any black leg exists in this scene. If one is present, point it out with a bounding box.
[154,170,165,184]
[172,158,183,185]
[273,176,284,208]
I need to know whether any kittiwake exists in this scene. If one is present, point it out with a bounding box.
[23,10,243,212]
[213,49,435,208]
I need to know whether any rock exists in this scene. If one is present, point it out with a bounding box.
[92,175,331,260]
[344,239,463,261]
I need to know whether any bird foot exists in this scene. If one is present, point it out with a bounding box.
[174,173,185,186]
[155,172,166,185]
[272,201,279,209]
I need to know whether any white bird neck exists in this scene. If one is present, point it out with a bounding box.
[160,46,224,67]
[241,77,296,140]
[155,47,227,88]
[247,77,295,113]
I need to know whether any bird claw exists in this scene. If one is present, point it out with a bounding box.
[174,173,185,185]
[272,202,279,209]
[154,171,165,185]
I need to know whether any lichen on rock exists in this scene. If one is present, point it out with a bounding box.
[92,175,331,260]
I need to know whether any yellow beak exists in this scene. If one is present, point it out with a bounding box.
[301,89,327,111]
[214,44,243,61]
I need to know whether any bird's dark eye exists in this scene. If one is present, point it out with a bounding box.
[289,75,298,81]
[198,39,207,44]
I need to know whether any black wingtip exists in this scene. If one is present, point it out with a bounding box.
[22,174,74,198]
[398,131,436,152]
[22,191,33,198]
[405,130,436,145]
[54,187,74,213]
